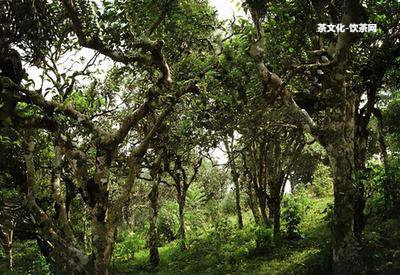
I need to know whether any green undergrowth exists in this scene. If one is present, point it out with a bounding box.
[110,197,333,275]
[0,240,50,274]
[362,215,400,274]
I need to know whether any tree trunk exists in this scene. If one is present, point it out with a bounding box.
[148,180,160,267]
[268,198,281,236]
[256,189,269,227]
[177,188,187,250]
[329,148,360,275]
[6,238,12,271]
[24,138,91,274]
[353,101,371,240]
[52,145,75,243]
[268,178,284,237]
[317,20,363,270]
[224,139,243,229]
[89,149,116,275]
[233,174,243,229]
[323,96,361,274]
[91,218,116,275]
[1,228,13,271]
[247,185,261,224]
[90,189,115,275]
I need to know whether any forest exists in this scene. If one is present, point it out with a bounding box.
[0,0,399,274]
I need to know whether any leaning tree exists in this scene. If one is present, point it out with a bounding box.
[0,0,217,273]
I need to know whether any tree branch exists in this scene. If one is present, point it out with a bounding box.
[60,0,172,89]
[23,136,89,272]
[0,76,108,139]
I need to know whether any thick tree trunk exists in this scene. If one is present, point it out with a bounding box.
[323,97,361,274]
[329,147,360,275]
[24,138,91,274]
[148,180,160,267]
[90,197,115,274]
[89,149,116,275]
[318,15,363,270]
[91,218,116,275]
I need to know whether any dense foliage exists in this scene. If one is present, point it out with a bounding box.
[0,0,399,274]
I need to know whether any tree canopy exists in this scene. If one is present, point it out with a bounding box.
[1,0,399,274]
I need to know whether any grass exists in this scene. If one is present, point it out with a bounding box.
[4,196,399,274]
[110,196,333,275]
[240,197,333,275]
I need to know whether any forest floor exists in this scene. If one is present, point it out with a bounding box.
[4,196,400,274]
[112,197,333,275]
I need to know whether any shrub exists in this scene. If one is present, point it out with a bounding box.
[209,218,234,243]
[252,225,273,251]
[282,192,310,239]
[113,231,145,263]
[157,201,179,244]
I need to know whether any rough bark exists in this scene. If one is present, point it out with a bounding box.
[91,220,115,275]
[51,144,76,243]
[324,3,365,271]
[23,138,91,274]
[90,149,115,275]
[328,140,360,274]
[322,89,361,274]
[148,180,160,267]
